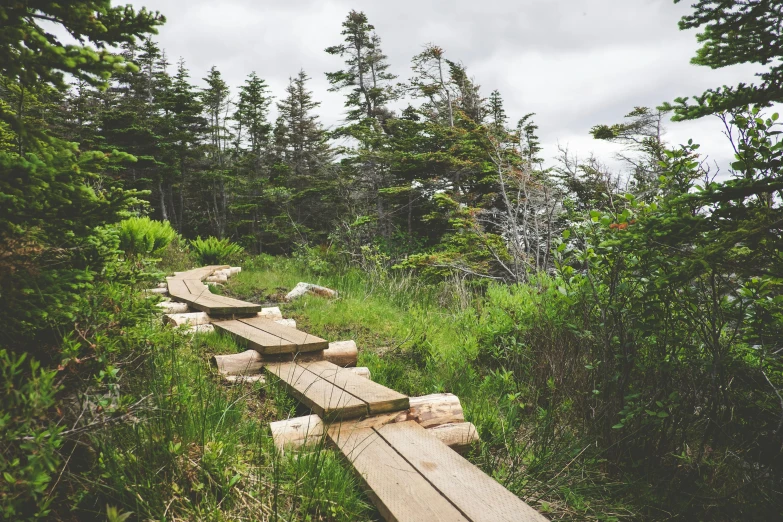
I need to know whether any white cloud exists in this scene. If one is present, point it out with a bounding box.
[130,0,771,173]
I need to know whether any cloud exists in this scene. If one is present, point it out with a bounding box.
[130,0,769,172]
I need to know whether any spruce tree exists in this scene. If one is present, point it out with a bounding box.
[162,59,207,232]
[274,70,335,247]
[0,1,164,136]
[325,10,397,127]
[201,66,232,237]
[669,0,783,119]
[410,44,455,127]
[325,10,398,238]
[232,72,273,251]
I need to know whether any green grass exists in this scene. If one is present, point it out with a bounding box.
[222,255,633,520]
[74,321,374,521]
[70,254,630,521]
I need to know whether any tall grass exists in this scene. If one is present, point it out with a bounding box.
[224,255,631,519]
[76,325,373,521]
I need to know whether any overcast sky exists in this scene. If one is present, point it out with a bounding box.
[129,0,768,174]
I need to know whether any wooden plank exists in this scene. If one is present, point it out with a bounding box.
[183,278,210,295]
[237,317,328,352]
[376,422,547,522]
[266,363,367,419]
[302,361,409,414]
[166,278,190,299]
[183,296,260,315]
[214,320,297,354]
[172,265,230,281]
[328,422,469,522]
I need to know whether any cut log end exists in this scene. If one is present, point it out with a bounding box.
[428,422,480,453]
[212,350,264,376]
[223,374,265,385]
[257,307,283,320]
[165,311,210,327]
[157,301,190,314]
[183,324,215,335]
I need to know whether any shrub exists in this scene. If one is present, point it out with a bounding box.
[189,236,244,266]
[117,217,177,258]
[0,350,63,520]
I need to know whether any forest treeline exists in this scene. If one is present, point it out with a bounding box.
[2,0,783,520]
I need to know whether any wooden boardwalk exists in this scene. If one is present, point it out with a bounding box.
[172,266,547,521]
[266,361,409,420]
[214,316,328,354]
[166,266,262,315]
[328,421,546,522]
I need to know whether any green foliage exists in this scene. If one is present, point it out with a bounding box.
[0,1,163,140]
[189,236,244,265]
[556,116,783,517]
[116,216,177,258]
[0,351,63,520]
[668,0,783,119]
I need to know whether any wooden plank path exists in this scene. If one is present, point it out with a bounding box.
[266,361,409,420]
[166,266,262,315]
[265,359,546,520]
[328,420,547,522]
[172,266,547,521]
[214,316,328,354]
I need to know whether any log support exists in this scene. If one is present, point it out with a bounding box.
[270,393,478,453]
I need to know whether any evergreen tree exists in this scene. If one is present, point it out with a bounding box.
[0,1,164,138]
[325,10,397,126]
[232,72,273,251]
[325,10,398,239]
[591,106,668,200]
[669,0,783,120]
[201,66,232,237]
[162,59,207,233]
[488,89,507,136]
[271,71,336,248]
[410,44,455,127]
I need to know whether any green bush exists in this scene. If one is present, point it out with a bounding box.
[0,350,63,520]
[117,217,177,258]
[189,236,244,266]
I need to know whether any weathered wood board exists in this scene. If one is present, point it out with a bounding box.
[214,318,327,354]
[266,362,368,419]
[265,361,409,420]
[376,422,547,522]
[237,317,328,351]
[302,361,409,414]
[328,422,470,522]
[166,268,262,315]
[214,320,298,354]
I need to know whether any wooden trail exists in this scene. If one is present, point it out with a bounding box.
[167,265,262,315]
[166,267,548,521]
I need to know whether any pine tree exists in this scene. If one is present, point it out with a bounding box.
[273,70,335,246]
[411,45,456,127]
[325,10,397,127]
[668,0,783,120]
[0,1,164,138]
[160,59,207,232]
[201,66,232,237]
[488,89,508,137]
[276,71,331,181]
[325,10,398,238]
[232,72,273,251]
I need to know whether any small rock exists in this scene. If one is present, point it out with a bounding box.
[285,282,338,301]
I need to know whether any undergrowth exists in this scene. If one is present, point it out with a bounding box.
[71,324,373,521]
[226,255,632,520]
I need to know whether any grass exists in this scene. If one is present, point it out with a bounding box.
[222,255,634,520]
[69,254,631,521]
[73,318,374,521]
